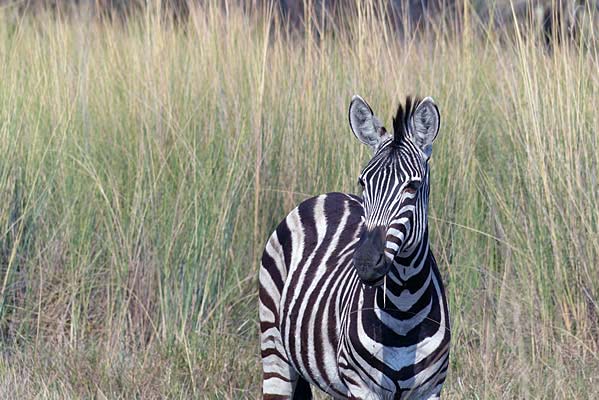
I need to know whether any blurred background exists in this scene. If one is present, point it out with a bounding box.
[2,0,598,41]
[0,0,597,398]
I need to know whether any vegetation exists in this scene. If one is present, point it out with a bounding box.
[0,2,597,398]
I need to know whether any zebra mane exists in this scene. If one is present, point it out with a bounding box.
[392,96,421,144]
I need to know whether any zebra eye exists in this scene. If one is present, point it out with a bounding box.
[405,180,421,194]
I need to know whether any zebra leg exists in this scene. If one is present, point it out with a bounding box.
[292,377,313,399]
[425,381,445,400]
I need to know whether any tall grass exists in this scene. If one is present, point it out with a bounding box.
[0,2,597,398]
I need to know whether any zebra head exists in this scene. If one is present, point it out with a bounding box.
[348,95,440,286]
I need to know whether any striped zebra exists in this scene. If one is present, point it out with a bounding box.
[259,95,450,399]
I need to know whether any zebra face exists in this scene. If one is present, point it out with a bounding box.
[349,95,440,285]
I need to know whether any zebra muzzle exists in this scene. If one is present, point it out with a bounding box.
[353,226,391,286]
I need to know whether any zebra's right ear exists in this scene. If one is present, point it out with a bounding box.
[349,95,390,152]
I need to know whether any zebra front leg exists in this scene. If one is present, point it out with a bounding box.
[292,377,313,400]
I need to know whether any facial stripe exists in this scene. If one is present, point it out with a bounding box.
[359,140,429,258]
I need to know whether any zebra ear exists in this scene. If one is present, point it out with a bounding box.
[409,97,440,159]
[349,95,390,152]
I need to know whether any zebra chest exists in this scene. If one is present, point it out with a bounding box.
[337,276,450,399]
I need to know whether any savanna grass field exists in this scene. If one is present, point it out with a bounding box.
[0,1,598,398]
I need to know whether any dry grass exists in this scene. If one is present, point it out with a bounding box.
[0,1,597,398]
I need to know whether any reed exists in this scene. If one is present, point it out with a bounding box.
[0,1,597,398]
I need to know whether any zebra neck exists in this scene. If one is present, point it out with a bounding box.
[369,240,434,319]
[385,232,432,294]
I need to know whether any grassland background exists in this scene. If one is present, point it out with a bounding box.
[0,1,598,399]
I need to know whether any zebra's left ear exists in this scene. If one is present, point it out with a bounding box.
[410,97,440,160]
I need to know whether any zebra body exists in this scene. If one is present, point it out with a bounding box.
[260,96,451,399]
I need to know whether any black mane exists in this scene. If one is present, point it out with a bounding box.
[392,96,420,144]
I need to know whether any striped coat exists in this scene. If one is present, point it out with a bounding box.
[260,96,451,399]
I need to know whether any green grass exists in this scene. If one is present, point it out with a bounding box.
[0,2,598,398]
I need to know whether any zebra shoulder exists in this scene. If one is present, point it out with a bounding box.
[288,192,363,246]
[262,192,363,273]
[270,192,362,247]
[295,192,363,229]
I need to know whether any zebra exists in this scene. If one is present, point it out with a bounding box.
[259,95,450,399]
